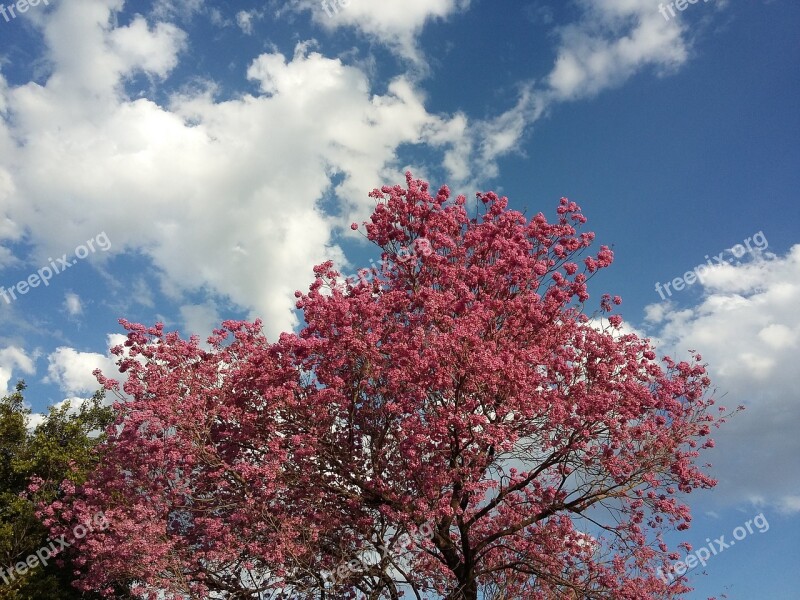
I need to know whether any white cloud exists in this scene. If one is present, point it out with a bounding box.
[106,333,127,350]
[291,0,716,193]
[27,396,107,432]
[778,496,800,515]
[757,323,797,350]
[0,346,35,395]
[546,0,689,100]
[26,334,129,428]
[44,347,116,396]
[0,216,22,269]
[236,9,264,35]
[0,0,477,339]
[301,0,471,67]
[151,0,205,21]
[26,412,47,430]
[180,301,221,342]
[642,245,800,513]
[38,1,186,101]
[51,395,93,415]
[64,292,83,316]
[304,0,726,187]
[0,0,729,344]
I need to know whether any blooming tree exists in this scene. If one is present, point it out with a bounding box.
[47,173,733,599]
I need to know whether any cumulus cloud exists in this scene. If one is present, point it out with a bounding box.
[0,0,726,343]
[25,333,126,428]
[0,1,488,339]
[0,346,35,395]
[642,246,800,513]
[44,347,116,396]
[300,0,471,67]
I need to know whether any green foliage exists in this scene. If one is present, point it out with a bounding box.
[0,381,117,599]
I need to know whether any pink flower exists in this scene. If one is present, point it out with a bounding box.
[53,173,724,600]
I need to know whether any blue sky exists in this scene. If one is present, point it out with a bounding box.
[0,0,797,597]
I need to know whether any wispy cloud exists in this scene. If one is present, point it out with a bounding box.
[64,292,83,317]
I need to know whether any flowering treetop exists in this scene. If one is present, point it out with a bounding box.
[45,173,734,600]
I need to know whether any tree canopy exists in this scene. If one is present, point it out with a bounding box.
[0,382,129,599]
[46,174,731,599]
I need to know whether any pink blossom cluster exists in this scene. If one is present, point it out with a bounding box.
[42,173,734,599]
